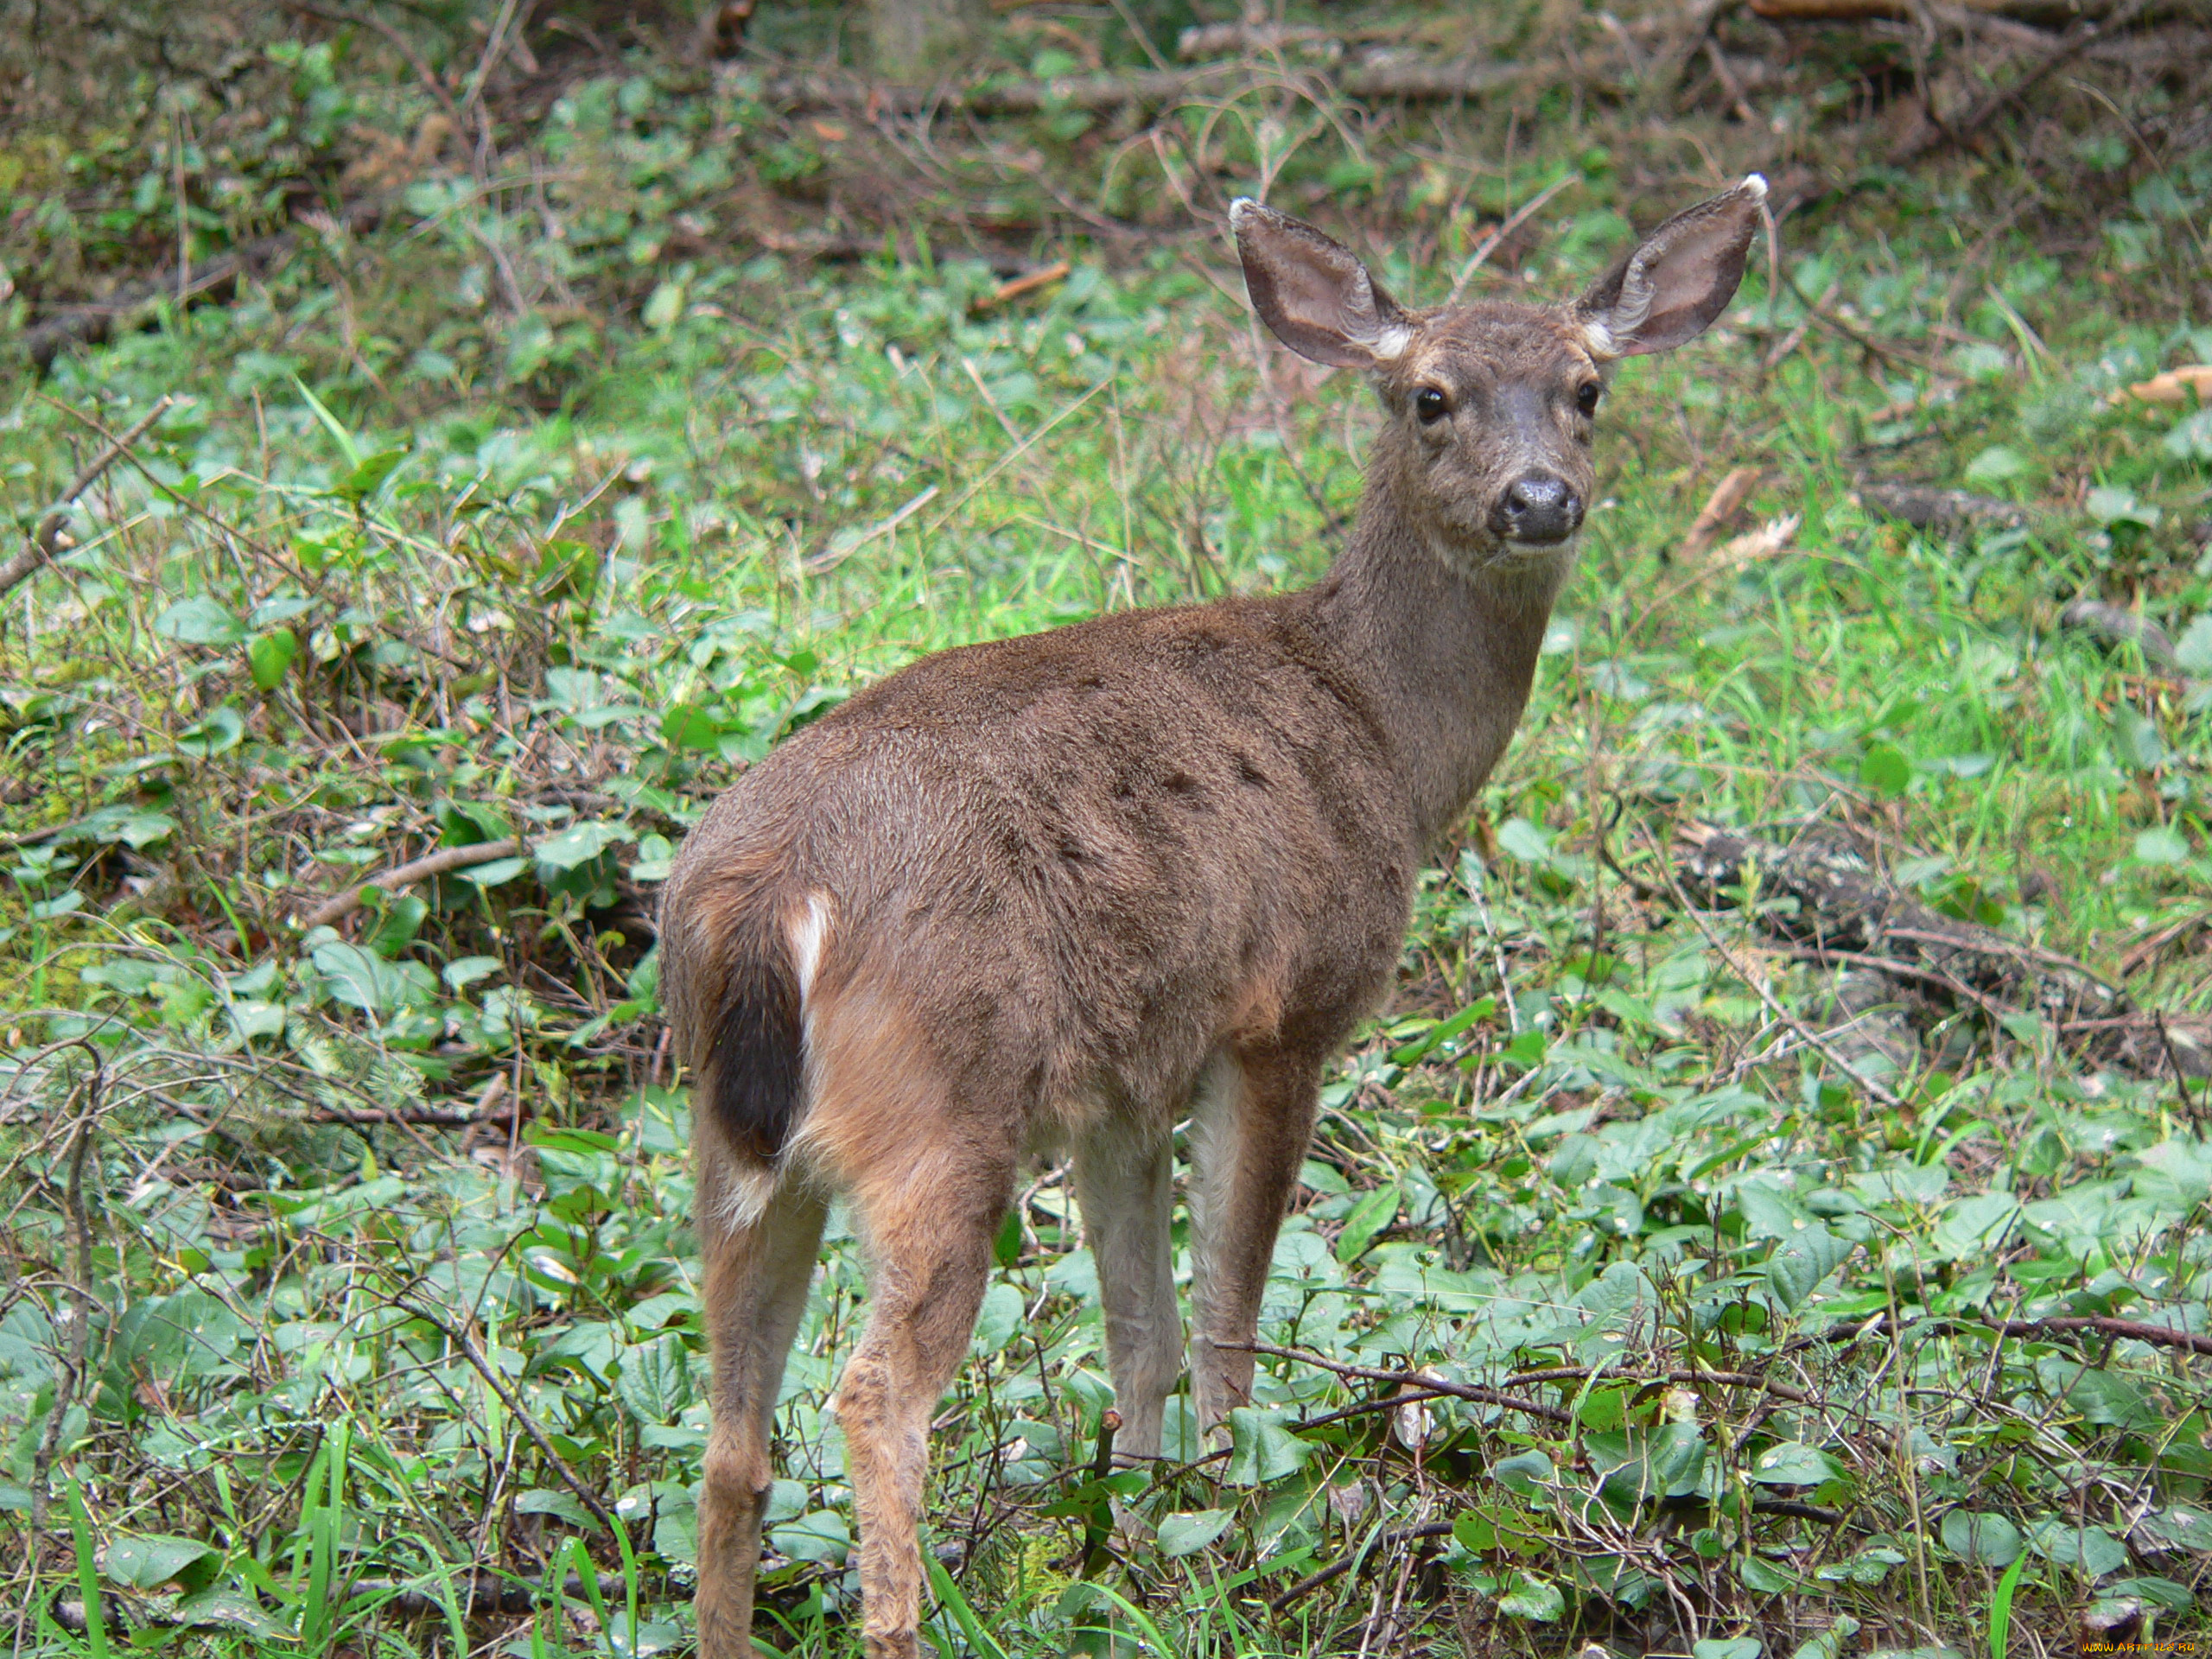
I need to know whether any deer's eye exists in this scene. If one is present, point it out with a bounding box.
[1575,381,1603,416]
[1414,387,1450,424]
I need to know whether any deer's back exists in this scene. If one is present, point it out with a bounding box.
[664,595,1418,1128]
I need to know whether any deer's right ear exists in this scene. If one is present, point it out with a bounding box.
[1231,200,1412,371]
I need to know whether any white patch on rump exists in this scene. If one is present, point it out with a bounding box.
[789,893,830,1004]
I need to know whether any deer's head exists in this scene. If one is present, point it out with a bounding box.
[1232,177,1766,566]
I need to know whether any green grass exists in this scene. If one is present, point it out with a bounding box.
[4,4,2212,1655]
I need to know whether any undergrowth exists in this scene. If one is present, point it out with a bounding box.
[3,3,2211,1656]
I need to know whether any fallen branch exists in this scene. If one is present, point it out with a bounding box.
[1,398,175,602]
[1891,0,2156,163]
[1800,1308,2212,1359]
[760,55,1537,119]
[395,1294,619,1535]
[54,1569,660,1630]
[21,202,379,370]
[1859,482,2031,534]
[309,1101,516,1128]
[298,838,523,931]
[1983,1314,2212,1357]
[1268,1521,1456,1613]
[1654,826,1913,1111]
[1237,1342,1573,1425]
[1676,820,2125,1031]
[974,260,1071,311]
[1678,467,1765,563]
[2061,599,2178,671]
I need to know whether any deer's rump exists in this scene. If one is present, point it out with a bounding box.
[659,598,1416,1167]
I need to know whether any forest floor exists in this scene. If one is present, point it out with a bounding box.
[3,2,2212,1655]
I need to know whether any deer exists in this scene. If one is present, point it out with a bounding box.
[658,175,1767,1659]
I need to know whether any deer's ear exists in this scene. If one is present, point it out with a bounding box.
[1231,199,1412,371]
[1575,175,1766,359]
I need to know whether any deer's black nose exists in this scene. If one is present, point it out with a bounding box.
[1491,474,1583,545]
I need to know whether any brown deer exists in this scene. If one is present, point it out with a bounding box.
[660,175,1767,1659]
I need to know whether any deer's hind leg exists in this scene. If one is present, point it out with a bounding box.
[828,1115,1015,1659]
[696,1154,829,1659]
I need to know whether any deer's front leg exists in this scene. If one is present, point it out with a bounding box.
[1071,1128,1179,1458]
[1184,1047,1320,1433]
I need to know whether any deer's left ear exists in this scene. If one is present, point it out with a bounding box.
[1575,175,1766,359]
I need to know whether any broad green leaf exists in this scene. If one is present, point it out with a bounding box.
[1154,1509,1234,1558]
[2088,485,2158,528]
[2138,1504,2212,1551]
[1749,1442,1840,1486]
[969,1281,1024,1356]
[1335,1182,1400,1263]
[313,941,410,1012]
[171,1589,289,1639]
[1491,1451,1554,1497]
[1961,445,2026,486]
[104,1533,216,1589]
[2028,1520,2126,1578]
[1694,1643,1762,1659]
[533,820,630,871]
[1765,1224,1851,1312]
[1788,1618,1859,1659]
[1496,1573,1563,1621]
[247,627,297,689]
[2166,404,2212,461]
[456,856,528,888]
[515,1488,599,1530]
[177,705,245,757]
[1859,742,1910,798]
[2103,1576,2193,1612]
[1223,1408,1310,1486]
[1931,1192,2023,1261]
[617,1333,696,1425]
[1740,1554,1798,1593]
[644,279,686,330]
[771,1509,850,1565]
[2134,826,2190,864]
[2176,613,2212,675]
[443,955,502,990]
[1940,1510,2021,1566]
[155,596,245,646]
[659,702,723,751]
[2113,702,2168,771]
[1497,817,1553,864]
[336,447,405,505]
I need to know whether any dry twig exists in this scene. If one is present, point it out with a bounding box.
[2,399,175,603]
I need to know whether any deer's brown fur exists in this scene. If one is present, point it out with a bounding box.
[659,176,1767,1659]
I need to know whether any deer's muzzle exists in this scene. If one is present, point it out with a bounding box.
[1491,473,1584,546]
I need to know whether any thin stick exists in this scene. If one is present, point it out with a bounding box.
[1445,175,1577,307]
[1235,1342,1573,1425]
[1268,1522,1456,1613]
[0,397,175,601]
[297,838,523,931]
[397,1294,619,1534]
[30,1057,103,1535]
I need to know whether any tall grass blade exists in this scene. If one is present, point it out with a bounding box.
[1988,1550,2027,1658]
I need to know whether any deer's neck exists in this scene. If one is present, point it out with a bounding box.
[1306,482,1572,854]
